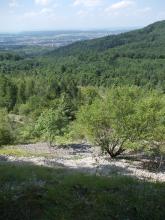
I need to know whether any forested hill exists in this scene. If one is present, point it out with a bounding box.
[50,20,165,57]
[0,20,165,90]
[43,20,165,90]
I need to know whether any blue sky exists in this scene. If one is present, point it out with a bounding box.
[0,0,165,31]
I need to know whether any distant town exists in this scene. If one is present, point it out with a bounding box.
[0,30,126,49]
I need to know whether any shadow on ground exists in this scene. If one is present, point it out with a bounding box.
[0,161,165,220]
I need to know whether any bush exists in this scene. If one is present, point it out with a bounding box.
[34,108,68,145]
[74,87,165,158]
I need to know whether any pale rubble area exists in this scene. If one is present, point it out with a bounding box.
[0,143,164,182]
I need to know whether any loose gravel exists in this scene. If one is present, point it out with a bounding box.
[0,143,165,182]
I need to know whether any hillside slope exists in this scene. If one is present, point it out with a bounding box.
[0,21,165,90]
[42,20,165,89]
[51,20,165,57]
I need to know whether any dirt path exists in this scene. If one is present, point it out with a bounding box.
[0,143,165,182]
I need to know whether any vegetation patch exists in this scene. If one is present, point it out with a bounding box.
[0,164,165,220]
[0,147,54,158]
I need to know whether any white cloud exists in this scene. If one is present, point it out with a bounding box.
[9,0,19,8]
[24,8,53,18]
[73,0,102,7]
[35,0,51,6]
[106,0,135,12]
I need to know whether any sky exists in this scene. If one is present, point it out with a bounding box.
[0,0,165,31]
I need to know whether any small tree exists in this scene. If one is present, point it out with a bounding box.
[35,108,68,146]
[136,92,165,166]
[75,87,165,158]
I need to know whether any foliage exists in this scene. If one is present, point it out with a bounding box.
[136,92,165,156]
[0,76,17,111]
[75,87,165,157]
[0,109,13,146]
[79,86,100,105]
[34,108,68,145]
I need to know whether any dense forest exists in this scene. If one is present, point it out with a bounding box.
[0,20,165,157]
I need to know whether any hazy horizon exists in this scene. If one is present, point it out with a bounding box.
[0,26,138,34]
[0,0,165,32]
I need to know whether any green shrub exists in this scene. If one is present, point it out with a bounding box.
[74,87,165,158]
[34,108,68,145]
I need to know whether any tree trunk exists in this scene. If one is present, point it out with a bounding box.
[157,155,163,171]
[106,146,125,158]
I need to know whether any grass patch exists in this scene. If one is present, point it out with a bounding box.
[0,148,32,157]
[0,163,165,220]
[0,147,54,158]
